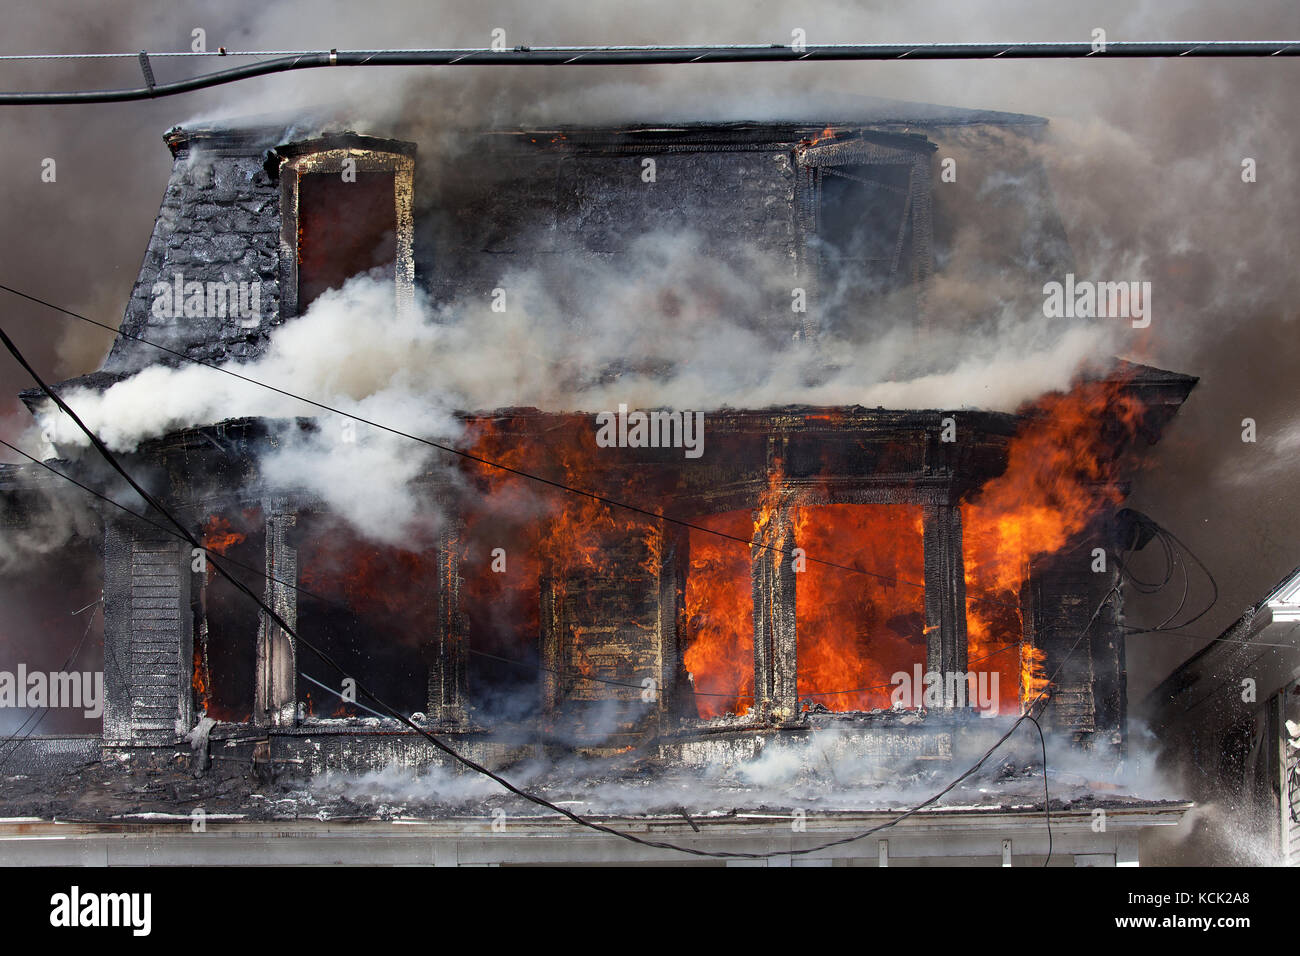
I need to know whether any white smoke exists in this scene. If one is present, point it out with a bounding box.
[304,717,1179,820]
[29,227,1115,541]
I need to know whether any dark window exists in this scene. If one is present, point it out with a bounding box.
[293,513,431,719]
[816,163,915,330]
[297,171,397,311]
[462,518,543,724]
[0,540,102,735]
[195,515,263,724]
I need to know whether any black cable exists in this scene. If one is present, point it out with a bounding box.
[2,42,1299,105]
[1153,525,1218,630]
[1113,532,1175,592]
[0,322,1065,860]
[1155,534,1190,630]
[1024,713,1052,866]
[1110,510,1218,631]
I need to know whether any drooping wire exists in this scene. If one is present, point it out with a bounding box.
[1024,713,1052,866]
[0,324,1068,860]
[1111,511,1218,632]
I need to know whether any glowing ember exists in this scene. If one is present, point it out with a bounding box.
[202,515,247,555]
[192,645,209,710]
[1019,645,1051,710]
[964,377,1147,709]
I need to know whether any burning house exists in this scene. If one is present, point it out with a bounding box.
[0,101,1202,864]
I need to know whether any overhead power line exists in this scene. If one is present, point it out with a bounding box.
[1,41,1299,104]
[0,51,319,60]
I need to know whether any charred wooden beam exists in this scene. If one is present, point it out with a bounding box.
[427,523,469,725]
[752,499,798,722]
[923,499,968,706]
[657,520,691,723]
[539,575,561,716]
[1024,513,1124,747]
[254,499,297,727]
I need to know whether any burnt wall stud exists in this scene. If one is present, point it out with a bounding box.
[923,499,969,706]
[658,521,691,725]
[254,499,297,727]
[752,497,798,722]
[428,523,469,725]
[539,576,561,716]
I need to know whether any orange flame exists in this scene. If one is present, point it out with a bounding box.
[805,126,837,147]
[1019,645,1051,711]
[202,515,246,555]
[683,510,754,717]
[964,378,1147,708]
[192,645,209,709]
[793,504,925,711]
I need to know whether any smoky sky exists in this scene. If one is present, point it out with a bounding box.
[1,0,1299,704]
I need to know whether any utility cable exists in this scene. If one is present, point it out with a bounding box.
[3,42,1300,105]
[0,324,1066,860]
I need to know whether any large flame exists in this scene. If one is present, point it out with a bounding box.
[195,377,1147,724]
[683,510,754,718]
[963,378,1148,710]
[793,504,926,711]
[680,378,1148,717]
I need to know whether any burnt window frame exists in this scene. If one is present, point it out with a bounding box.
[794,132,936,335]
[275,134,416,322]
